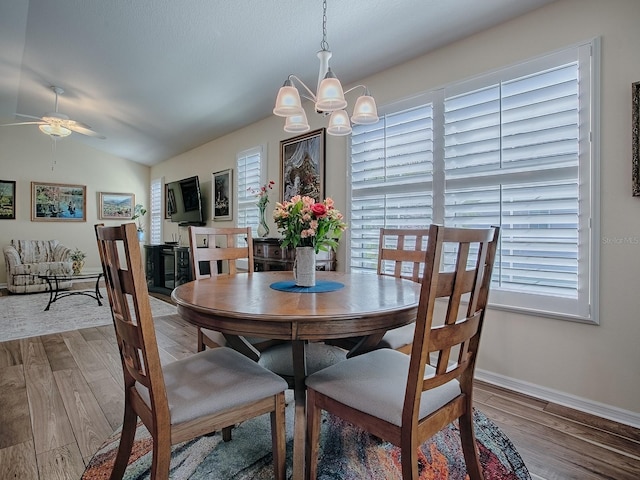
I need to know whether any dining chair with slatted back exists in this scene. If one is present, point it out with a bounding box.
[95,222,287,480]
[376,228,430,354]
[188,226,275,355]
[306,224,500,480]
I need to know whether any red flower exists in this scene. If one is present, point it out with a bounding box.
[311,203,327,217]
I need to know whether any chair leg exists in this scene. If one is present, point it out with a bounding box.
[197,327,205,352]
[459,409,484,480]
[222,426,233,442]
[305,389,321,480]
[150,430,172,480]
[400,435,419,480]
[271,392,287,480]
[109,404,137,480]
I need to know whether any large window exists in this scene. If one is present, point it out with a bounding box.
[236,145,265,237]
[349,41,598,323]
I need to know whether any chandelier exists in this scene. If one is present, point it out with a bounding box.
[273,0,379,136]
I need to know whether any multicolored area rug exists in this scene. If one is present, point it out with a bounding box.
[82,401,530,480]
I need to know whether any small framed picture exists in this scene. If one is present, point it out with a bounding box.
[280,128,325,202]
[212,168,232,221]
[31,181,86,222]
[0,180,16,220]
[165,184,174,219]
[98,192,135,219]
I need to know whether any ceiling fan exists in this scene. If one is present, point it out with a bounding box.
[2,85,105,139]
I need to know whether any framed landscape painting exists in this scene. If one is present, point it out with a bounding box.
[99,192,134,219]
[31,181,86,222]
[280,128,325,202]
[0,180,16,220]
[212,168,232,221]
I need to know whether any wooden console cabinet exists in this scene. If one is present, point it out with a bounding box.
[144,244,192,295]
[252,237,336,272]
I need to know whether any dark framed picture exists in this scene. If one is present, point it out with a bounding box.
[280,128,325,202]
[0,180,16,220]
[98,192,134,219]
[165,184,174,219]
[212,168,232,221]
[31,181,86,222]
[633,81,640,196]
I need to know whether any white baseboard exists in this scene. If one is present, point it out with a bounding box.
[475,368,640,429]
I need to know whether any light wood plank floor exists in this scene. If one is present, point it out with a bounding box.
[0,303,638,479]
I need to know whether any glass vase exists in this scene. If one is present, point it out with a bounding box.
[257,203,270,237]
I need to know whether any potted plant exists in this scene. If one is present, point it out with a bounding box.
[70,248,86,275]
[131,204,147,241]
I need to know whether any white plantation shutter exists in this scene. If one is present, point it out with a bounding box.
[350,104,435,273]
[349,41,598,322]
[149,177,163,244]
[237,146,264,238]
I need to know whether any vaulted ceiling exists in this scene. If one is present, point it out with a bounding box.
[0,0,556,166]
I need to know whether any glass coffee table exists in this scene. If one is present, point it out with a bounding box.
[38,268,104,311]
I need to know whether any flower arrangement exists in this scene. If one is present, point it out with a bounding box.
[249,180,275,208]
[131,204,147,232]
[70,248,86,262]
[273,195,347,253]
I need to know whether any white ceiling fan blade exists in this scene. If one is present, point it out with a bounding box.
[15,113,45,121]
[65,122,106,139]
[0,121,46,127]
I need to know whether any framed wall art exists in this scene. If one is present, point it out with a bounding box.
[212,168,232,221]
[633,81,640,196]
[0,180,16,220]
[99,192,134,219]
[165,184,174,219]
[280,128,325,202]
[31,181,87,222]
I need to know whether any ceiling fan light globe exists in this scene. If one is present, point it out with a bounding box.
[273,86,304,117]
[39,124,72,137]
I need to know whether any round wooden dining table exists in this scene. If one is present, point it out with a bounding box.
[171,271,420,480]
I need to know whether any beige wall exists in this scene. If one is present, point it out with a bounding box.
[151,0,640,418]
[0,126,150,280]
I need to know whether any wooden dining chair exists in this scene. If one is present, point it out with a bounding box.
[188,226,278,355]
[95,222,287,480]
[375,228,430,354]
[327,228,429,355]
[306,224,500,480]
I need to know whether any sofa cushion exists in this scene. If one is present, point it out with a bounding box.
[13,239,59,263]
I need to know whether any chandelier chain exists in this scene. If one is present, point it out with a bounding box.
[320,0,329,52]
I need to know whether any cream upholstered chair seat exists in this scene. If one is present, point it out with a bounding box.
[306,349,460,426]
[135,347,287,426]
[3,239,73,293]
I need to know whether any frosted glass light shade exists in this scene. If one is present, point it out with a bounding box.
[315,75,347,112]
[39,124,72,137]
[351,95,379,125]
[326,109,352,136]
[273,85,303,116]
[284,111,310,133]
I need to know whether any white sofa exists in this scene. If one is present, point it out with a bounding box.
[3,239,73,294]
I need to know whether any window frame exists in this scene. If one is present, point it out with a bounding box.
[347,39,600,324]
